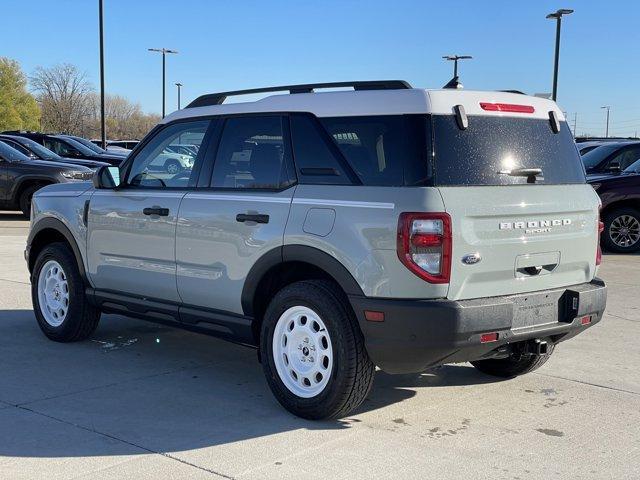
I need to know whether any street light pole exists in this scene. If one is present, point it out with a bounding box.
[546,8,574,102]
[148,48,178,118]
[175,82,183,110]
[601,106,611,138]
[98,0,106,149]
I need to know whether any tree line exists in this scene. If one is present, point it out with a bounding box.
[0,57,160,140]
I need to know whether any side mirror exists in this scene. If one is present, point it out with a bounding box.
[608,162,621,173]
[92,165,122,189]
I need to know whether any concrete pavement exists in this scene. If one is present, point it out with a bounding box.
[0,211,638,479]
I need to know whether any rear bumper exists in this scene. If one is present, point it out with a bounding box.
[349,279,607,374]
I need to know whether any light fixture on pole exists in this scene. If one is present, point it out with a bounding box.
[175,82,183,110]
[601,106,611,138]
[148,48,178,118]
[546,8,574,102]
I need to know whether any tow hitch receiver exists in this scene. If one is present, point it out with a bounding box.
[524,339,550,356]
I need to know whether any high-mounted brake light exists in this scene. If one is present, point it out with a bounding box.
[397,213,452,284]
[480,102,535,114]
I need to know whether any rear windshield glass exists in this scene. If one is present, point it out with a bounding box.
[432,115,585,186]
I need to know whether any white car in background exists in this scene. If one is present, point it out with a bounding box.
[149,148,195,173]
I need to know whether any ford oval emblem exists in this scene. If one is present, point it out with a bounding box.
[462,253,482,265]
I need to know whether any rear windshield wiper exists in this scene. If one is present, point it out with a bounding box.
[498,167,543,184]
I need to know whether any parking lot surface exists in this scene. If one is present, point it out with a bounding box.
[0,212,638,479]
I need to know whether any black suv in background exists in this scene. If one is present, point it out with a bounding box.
[60,135,128,157]
[0,141,93,217]
[1,132,125,166]
[582,142,640,174]
[0,135,109,170]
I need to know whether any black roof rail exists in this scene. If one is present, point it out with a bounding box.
[499,90,526,94]
[186,80,412,108]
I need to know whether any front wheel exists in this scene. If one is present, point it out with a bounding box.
[19,184,41,218]
[31,243,100,342]
[471,342,555,378]
[260,280,375,420]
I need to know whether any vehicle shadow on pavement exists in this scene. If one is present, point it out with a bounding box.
[0,309,498,459]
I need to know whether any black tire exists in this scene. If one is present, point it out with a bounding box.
[260,280,375,420]
[164,159,182,174]
[602,207,640,253]
[19,184,41,218]
[31,242,100,342]
[471,342,555,378]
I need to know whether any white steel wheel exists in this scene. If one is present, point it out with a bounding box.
[37,260,70,327]
[272,306,333,398]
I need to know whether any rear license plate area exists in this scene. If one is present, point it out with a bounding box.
[511,290,565,329]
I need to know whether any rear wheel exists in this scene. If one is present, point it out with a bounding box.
[602,207,640,253]
[260,280,374,420]
[471,342,555,378]
[19,184,41,218]
[31,243,100,342]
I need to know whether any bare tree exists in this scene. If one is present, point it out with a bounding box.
[30,64,94,135]
[87,93,160,140]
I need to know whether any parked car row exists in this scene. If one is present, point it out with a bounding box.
[581,141,640,253]
[0,130,203,217]
[0,141,94,216]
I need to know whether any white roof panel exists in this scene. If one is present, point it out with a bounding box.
[162,87,563,123]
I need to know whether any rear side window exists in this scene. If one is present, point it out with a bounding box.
[319,115,430,186]
[290,115,352,185]
[211,116,290,189]
[432,115,585,185]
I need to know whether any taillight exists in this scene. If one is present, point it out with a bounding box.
[397,213,452,284]
[596,210,604,266]
[479,102,535,114]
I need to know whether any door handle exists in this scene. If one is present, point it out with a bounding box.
[143,207,169,216]
[236,213,269,224]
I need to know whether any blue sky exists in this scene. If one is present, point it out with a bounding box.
[3,0,639,137]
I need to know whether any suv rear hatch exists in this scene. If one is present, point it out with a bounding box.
[428,97,599,301]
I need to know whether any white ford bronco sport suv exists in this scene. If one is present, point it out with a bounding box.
[26,81,607,419]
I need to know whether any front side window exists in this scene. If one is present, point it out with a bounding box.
[127,120,210,188]
[211,116,289,189]
[610,147,640,170]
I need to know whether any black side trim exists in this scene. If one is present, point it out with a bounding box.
[87,288,256,346]
[282,245,364,296]
[241,247,283,317]
[27,217,89,284]
[240,245,364,317]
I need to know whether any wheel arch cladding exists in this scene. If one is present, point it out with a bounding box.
[28,218,88,284]
[241,245,365,320]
